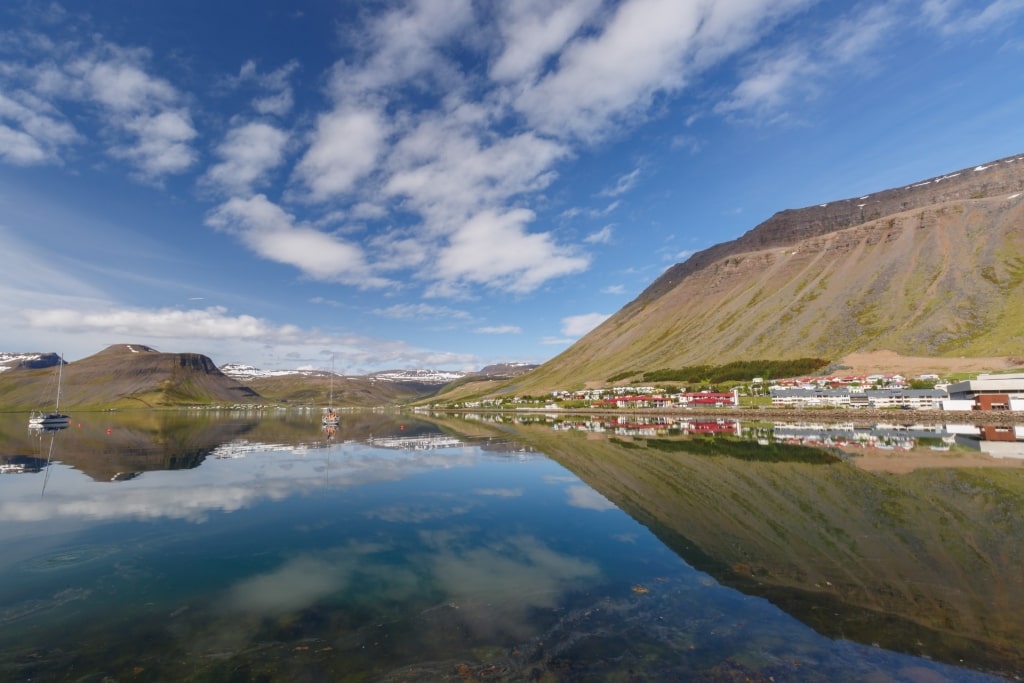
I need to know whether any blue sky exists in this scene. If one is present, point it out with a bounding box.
[2,0,1023,373]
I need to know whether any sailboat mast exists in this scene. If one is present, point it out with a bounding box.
[55,354,63,411]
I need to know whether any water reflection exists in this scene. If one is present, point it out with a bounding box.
[438,411,1024,677]
[0,410,1020,681]
[462,410,1024,460]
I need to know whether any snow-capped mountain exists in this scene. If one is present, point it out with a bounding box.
[368,369,466,384]
[0,352,60,373]
[219,363,466,385]
[218,363,325,381]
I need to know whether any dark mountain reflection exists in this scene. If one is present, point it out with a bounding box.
[426,412,1024,677]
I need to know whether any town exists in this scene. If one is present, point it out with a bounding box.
[444,372,1024,412]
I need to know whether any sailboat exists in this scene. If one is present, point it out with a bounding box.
[29,354,70,429]
[322,359,340,427]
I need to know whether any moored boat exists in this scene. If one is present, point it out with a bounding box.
[29,354,70,430]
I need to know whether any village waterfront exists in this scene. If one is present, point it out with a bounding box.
[1,409,1023,682]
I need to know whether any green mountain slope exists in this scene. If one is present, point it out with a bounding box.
[247,374,444,407]
[0,344,261,410]
[506,154,1024,394]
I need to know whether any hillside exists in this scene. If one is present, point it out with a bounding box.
[246,373,447,407]
[0,344,260,410]
[501,153,1024,394]
[0,347,500,410]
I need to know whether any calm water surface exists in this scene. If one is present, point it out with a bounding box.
[0,411,1019,682]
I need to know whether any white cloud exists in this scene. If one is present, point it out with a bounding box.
[294,107,388,201]
[66,46,198,179]
[561,312,610,337]
[206,194,389,287]
[433,208,589,294]
[0,34,197,180]
[715,45,820,118]
[70,50,177,111]
[601,284,625,295]
[584,225,614,244]
[601,168,640,197]
[112,108,197,178]
[373,303,472,320]
[204,121,289,195]
[22,305,304,341]
[367,232,429,271]
[14,299,480,373]
[236,59,299,116]
[490,0,601,82]
[0,91,79,164]
[384,114,568,228]
[562,200,619,220]
[329,0,475,99]
[924,0,1024,34]
[515,0,701,139]
[825,4,898,65]
[716,3,899,119]
[541,336,577,345]
[474,325,522,334]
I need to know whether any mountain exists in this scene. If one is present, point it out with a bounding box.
[504,153,1024,394]
[0,344,261,410]
[0,348,501,410]
[218,363,466,406]
[0,352,62,372]
[368,368,467,384]
[218,363,322,381]
[476,362,539,377]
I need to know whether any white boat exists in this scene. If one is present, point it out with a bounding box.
[322,358,340,426]
[29,354,70,429]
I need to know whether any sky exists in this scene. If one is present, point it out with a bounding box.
[2,0,1023,374]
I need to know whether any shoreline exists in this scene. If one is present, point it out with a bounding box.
[429,406,1024,426]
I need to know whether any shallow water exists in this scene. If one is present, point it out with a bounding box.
[0,411,1018,681]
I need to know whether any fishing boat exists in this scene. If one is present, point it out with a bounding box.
[29,354,70,429]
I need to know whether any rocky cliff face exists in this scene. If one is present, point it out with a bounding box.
[640,154,1024,303]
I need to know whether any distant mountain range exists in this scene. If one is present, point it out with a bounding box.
[485,152,1024,396]
[217,363,467,385]
[0,345,536,410]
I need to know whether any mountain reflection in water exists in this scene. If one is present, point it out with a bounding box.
[0,410,1020,681]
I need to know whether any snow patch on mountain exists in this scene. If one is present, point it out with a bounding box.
[219,363,323,381]
[368,369,466,384]
[0,352,46,373]
[219,363,463,384]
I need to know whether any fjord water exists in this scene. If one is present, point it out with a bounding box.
[0,412,1020,681]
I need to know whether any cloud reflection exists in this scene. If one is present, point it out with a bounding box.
[226,555,349,614]
[473,488,523,497]
[0,442,485,526]
[566,485,616,511]
[426,534,601,640]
